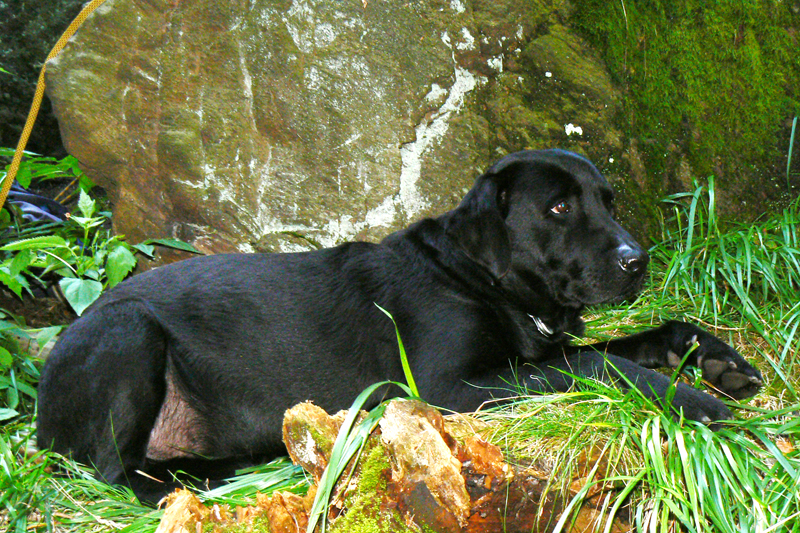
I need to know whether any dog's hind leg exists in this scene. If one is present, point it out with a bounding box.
[37,300,172,501]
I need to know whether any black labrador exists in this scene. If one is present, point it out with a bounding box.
[37,149,762,503]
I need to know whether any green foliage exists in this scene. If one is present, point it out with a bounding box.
[307,380,415,533]
[789,116,798,188]
[0,312,61,420]
[0,189,137,315]
[0,150,201,316]
[0,147,94,191]
[199,458,308,507]
[0,419,161,533]
[0,424,58,533]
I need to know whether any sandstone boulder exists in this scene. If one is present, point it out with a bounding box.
[45,0,624,253]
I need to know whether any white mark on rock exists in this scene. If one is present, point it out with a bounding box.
[545,71,553,78]
[255,145,272,209]
[238,43,253,100]
[305,66,323,91]
[296,430,319,467]
[398,66,478,217]
[314,22,338,47]
[455,27,475,50]
[284,0,315,54]
[335,132,363,150]
[565,123,583,136]
[134,67,160,86]
[487,55,503,72]
[364,196,399,229]
[424,83,448,103]
[450,0,466,13]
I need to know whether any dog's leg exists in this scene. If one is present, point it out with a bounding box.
[37,300,171,502]
[526,351,733,423]
[562,320,763,400]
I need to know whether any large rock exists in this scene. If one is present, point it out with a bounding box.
[45,0,626,253]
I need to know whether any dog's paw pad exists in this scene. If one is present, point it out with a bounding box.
[702,358,731,382]
[701,357,763,400]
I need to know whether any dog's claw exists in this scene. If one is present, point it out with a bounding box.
[700,416,712,424]
[729,361,737,370]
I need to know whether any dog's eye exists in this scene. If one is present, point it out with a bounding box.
[550,201,571,215]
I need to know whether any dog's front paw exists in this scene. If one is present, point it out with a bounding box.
[699,354,763,400]
[670,382,733,426]
[664,321,763,400]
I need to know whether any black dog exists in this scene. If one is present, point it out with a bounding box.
[37,149,762,503]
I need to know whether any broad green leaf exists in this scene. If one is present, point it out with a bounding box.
[132,243,155,258]
[31,326,63,350]
[78,189,96,218]
[0,346,11,368]
[143,238,203,254]
[1,235,68,251]
[0,268,24,297]
[106,246,137,288]
[9,249,33,277]
[13,164,32,188]
[68,215,105,229]
[93,248,107,265]
[83,268,100,281]
[59,277,103,316]
[0,408,19,422]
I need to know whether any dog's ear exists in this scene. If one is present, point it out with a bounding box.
[445,173,511,279]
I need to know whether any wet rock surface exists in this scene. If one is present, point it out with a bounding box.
[157,400,629,532]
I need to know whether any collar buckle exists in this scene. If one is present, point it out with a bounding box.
[528,314,554,337]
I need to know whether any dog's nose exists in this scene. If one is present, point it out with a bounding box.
[617,244,649,274]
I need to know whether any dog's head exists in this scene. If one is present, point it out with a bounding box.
[445,149,649,308]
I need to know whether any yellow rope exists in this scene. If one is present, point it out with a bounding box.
[0,0,109,209]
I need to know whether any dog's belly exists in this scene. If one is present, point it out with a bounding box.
[146,371,208,461]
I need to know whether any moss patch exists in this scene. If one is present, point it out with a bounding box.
[571,0,800,221]
[328,443,421,533]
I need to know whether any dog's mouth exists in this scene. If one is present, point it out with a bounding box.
[573,268,648,307]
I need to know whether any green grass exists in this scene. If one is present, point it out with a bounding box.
[649,177,800,398]
[481,381,799,532]
[1,179,799,532]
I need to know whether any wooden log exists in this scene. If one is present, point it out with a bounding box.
[156,399,630,532]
